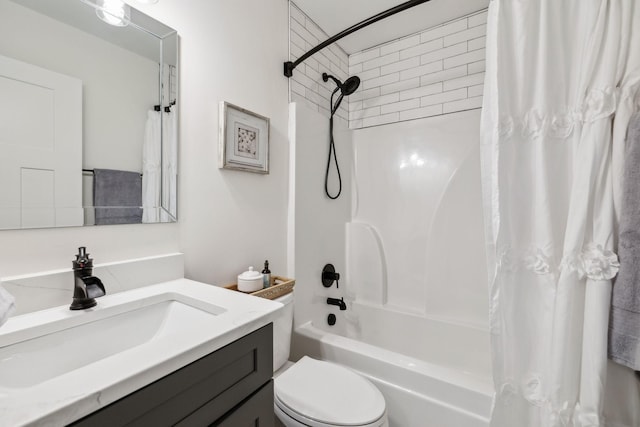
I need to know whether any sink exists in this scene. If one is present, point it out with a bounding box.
[0,296,223,389]
[0,279,283,427]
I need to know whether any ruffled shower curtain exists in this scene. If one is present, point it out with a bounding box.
[142,109,177,223]
[481,1,640,426]
[161,109,177,221]
[142,110,161,223]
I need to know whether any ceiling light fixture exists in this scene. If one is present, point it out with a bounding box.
[95,0,131,27]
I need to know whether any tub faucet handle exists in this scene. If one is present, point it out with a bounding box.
[322,264,340,288]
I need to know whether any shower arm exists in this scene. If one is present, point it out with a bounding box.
[284,0,432,78]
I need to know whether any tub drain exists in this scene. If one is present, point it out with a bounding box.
[328,313,337,326]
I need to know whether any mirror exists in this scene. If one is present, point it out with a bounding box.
[0,0,178,229]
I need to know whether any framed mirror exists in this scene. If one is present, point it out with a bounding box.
[0,0,178,229]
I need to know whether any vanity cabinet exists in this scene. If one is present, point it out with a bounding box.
[70,323,274,427]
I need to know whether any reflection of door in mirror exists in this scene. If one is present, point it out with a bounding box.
[0,54,82,229]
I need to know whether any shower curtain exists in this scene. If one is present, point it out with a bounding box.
[142,109,178,223]
[161,109,177,221]
[481,1,640,426]
[142,110,161,223]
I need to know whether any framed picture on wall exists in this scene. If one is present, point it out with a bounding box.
[219,101,270,174]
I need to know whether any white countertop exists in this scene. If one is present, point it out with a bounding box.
[0,279,283,427]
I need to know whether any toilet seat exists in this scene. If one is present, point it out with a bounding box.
[274,356,387,427]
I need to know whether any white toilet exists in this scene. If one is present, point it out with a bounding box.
[273,293,388,427]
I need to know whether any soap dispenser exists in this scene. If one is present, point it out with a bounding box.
[262,260,271,288]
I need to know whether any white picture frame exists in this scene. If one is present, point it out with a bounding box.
[219,101,270,174]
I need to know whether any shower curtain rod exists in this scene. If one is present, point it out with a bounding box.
[284,0,432,78]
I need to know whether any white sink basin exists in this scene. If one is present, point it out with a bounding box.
[0,296,224,389]
[0,279,283,427]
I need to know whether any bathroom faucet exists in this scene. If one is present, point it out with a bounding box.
[322,264,340,288]
[327,297,347,311]
[70,247,106,310]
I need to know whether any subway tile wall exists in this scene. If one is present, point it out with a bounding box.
[288,5,487,129]
[289,3,350,124]
[349,10,487,129]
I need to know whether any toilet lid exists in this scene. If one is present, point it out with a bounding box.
[275,356,386,426]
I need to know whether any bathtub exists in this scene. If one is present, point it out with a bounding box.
[290,304,494,427]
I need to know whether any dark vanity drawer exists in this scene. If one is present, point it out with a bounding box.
[70,323,273,427]
[181,380,274,427]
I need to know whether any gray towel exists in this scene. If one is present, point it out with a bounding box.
[93,169,142,225]
[609,112,640,371]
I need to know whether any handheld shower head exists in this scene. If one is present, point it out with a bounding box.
[322,71,361,201]
[341,76,361,96]
[322,72,361,115]
[322,73,361,97]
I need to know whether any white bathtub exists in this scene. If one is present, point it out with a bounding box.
[291,314,493,427]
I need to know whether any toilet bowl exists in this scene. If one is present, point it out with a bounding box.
[273,293,388,427]
[274,356,387,427]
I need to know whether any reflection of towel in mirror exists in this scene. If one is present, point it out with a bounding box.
[93,169,142,225]
[609,112,640,373]
[0,285,15,328]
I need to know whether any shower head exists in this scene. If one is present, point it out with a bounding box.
[322,73,361,96]
[323,72,361,117]
[342,76,361,96]
[322,73,360,201]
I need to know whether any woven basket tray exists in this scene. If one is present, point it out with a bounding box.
[223,275,295,300]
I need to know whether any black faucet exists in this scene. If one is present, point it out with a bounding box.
[327,297,347,311]
[322,264,340,288]
[70,247,106,310]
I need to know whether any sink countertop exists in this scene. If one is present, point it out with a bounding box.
[0,279,283,427]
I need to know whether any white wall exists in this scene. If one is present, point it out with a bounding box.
[0,223,179,278]
[0,0,290,297]
[136,0,290,286]
[0,0,158,173]
[289,103,352,330]
[350,109,487,327]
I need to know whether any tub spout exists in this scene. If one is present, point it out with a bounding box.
[327,297,347,311]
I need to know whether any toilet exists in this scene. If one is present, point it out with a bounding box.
[273,293,388,427]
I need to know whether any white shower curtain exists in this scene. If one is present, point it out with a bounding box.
[142,109,178,223]
[142,110,161,223]
[161,109,177,221]
[481,1,640,426]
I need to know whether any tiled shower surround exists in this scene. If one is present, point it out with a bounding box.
[288,3,350,123]
[288,2,487,129]
[349,10,487,129]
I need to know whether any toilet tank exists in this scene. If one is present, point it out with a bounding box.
[273,292,294,372]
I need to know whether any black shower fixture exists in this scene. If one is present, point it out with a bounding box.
[323,72,360,200]
[323,73,361,97]
[322,263,341,288]
[323,73,361,114]
[342,76,361,96]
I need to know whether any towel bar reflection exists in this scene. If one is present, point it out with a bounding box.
[83,169,142,177]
